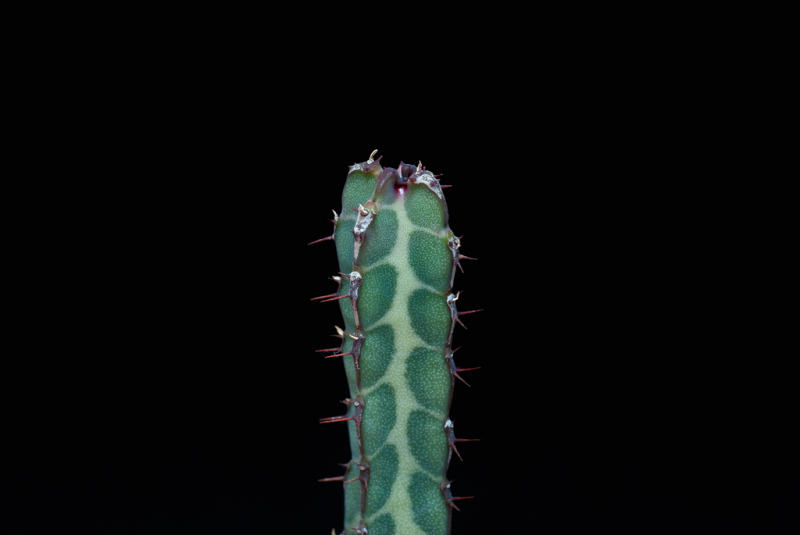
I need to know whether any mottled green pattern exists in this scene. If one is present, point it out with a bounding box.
[361,325,395,389]
[371,513,396,534]
[407,410,449,475]
[344,462,361,530]
[335,219,356,274]
[365,445,399,516]
[360,208,398,267]
[359,264,398,329]
[329,160,468,535]
[362,383,397,457]
[408,231,452,292]
[409,289,451,347]
[409,471,448,534]
[343,170,380,212]
[404,183,446,230]
[406,347,451,413]
[340,336,357,401]
[337,278,355,331]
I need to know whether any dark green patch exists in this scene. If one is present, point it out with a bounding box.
[408,231,452,292]
[408,289,451,347]
[409,471,448,535]
[362,384,396,457]
[347,420,360,474]
[338,335,357,402]
[337,277,355,334]
[369,513,395,535]
[361,325,395,389]
[407,410,448,476]
[360,208,398,268]
[359,264,397,329]
[365,445,399,517]
[335,217,355,275]
[343,170,379,214]
[404,183,446,231]
[344,462,361,531]
[337,336,360,457]
[405,347,450,414]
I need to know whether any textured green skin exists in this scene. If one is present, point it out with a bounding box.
[328,157,465,535]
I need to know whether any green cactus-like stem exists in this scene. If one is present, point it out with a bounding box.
[319,153,476,535]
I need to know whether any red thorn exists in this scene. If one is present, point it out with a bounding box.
[307,236,333,246]
[330,333,343,339]
[447,347,469,385]
[440,184,452,188]
[319,294,350,303]
[458,254,477,261]
[310,292,339,301]
[446,420,479,460]
[453,372,471,387]
[456,309,484,328]
[448,494,475,511]
[434,173,443,178]
[453,366,480,387]
[318,476,345,482]
[315,348,341,353]
[319,415,352,424]
[445,422,465,460]
[350,207,359,212]
[325,351,352,359]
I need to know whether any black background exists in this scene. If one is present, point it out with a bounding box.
[2,55,795,533]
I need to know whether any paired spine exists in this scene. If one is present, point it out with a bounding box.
[313,152,479,535]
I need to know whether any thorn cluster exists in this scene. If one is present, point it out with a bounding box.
[308,210,339,246]
[319,396,365,451]
[444,419,481,462]
[445,347,481,387]
[440,479,474,512]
